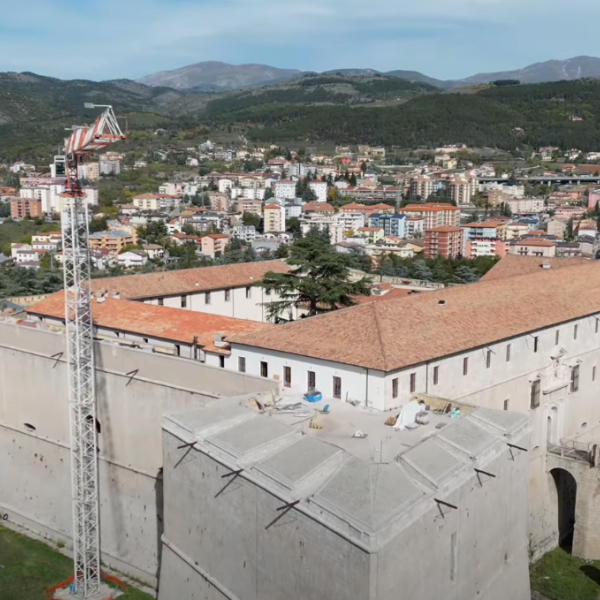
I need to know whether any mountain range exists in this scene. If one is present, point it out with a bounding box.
[137,56,600,92]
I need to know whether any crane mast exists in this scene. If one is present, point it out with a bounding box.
[61,106,125,598]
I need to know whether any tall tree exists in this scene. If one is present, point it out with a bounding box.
[256,233,370,320]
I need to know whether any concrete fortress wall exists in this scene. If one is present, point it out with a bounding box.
[0,322,278,586]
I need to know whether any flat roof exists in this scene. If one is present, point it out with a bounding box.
[164,395,528,547]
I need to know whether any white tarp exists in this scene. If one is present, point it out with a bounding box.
[394,400,421,431]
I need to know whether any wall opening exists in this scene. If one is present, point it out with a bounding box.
[551,468,577,553]
[547,406,559,445]
[24,423,36,432]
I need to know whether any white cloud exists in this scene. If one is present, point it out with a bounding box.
[0,0,598,79]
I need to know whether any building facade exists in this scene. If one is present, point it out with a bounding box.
[425,226,464,259]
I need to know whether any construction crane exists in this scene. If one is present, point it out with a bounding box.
[61,104,125,598]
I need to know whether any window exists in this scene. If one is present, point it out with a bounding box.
[593,366,597,382]
[555,330,560,345]
[284,366,291,388]
[503,399,509,411]
[574,324,578,340]
[506,344,511,362]
[180,295,187,309]
[530,380,541,409]
[307,370,316,390]
[175,344,181,357]
[158,298,164,306]
[225,289,231,302]
[219,355,225,368]
[571,365,580,392]
[260,361,268,378]
[463,357,469,376]
[486,350,492,369]
[433,366,439,385]
[246,286,252,299]
[410,373,416,394]
[533,336,539,353]
[596,319,599,334]
[392,378,398,399]
[205,292,211,305]
[333,376,342,399]
[238,357,246,373]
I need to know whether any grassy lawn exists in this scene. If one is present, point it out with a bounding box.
[531,547,600,600]
[0,526,153,600]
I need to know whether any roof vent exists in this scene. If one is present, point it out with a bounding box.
[438,299,446,306]
[541,262,551,269]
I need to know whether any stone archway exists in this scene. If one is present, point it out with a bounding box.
[550,468,577,552]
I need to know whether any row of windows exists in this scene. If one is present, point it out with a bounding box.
[176,286,272,309]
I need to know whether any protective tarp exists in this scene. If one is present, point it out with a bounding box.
[394,400,421,431]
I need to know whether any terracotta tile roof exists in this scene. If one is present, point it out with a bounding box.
[480,255,589,282]
[231,261,600,371]
[264,204,281,210]
[89,260,290,300]
[514,239,556,247]
[427,226,463,233]
[401,203,459,212]
[27,295,273,354]
[463,221,501,228]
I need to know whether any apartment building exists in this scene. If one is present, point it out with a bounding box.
[409,176,434,199]
[231,225,256,243]
[10,197,42,219]
[31,233,61,252]
[208,192,230,212]
[507,197,545,214]
[400,203,460,229]
[509,239,557,258]
[461,220,508,257]
[201,234,230,258]
[368,214,407,238]
[89,230,137,256]
[263,204,286,233]
[357,227,384,244]
[405,216,425,238]
[449,177,478,205]
[274,180,297,200]
[308,180,328,202]
[236,198,262,215]
[424,226,464,259]
[300,213,344,244]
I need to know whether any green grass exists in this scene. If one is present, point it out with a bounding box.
[530,547,600,600]
[0,526,154,600]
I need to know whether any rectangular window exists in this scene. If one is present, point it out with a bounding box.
[260,361,268,378]
[433,366,439,386]
[158,298,164,306]
[555,330,560,345]
[596,319,599,334]
[506,344,511,362]
[533,336,539,353]
[181,295,187,309]
[593,366,597,382]
[175,344,181,357]
[503,399,509,411]
[530,380,541,409]
[486,350,492,369]
[284,366,292,388]
[410,373,416,394]
[574,324,578,340]
[392,378,399,399]
[450,532,457,582]
[219,355,225,368]
[238,357,246,373]
[333,376,342,399]
[463,357,469,376]
[205,292,211,304]
[571,365,580,392]
[246,286,252,299]
[308,370,316,390]
[225,289,231,302]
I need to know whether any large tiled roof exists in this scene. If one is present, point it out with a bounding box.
[231,261,600,372]
[28,294,273,353]
[88,260,289,300]
[480,255,588,282]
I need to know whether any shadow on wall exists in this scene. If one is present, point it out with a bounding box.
[155,467,164,591]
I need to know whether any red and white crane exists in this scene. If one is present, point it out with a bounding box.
[61,105,125,598]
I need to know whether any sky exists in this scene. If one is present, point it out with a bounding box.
[0,0,599,81]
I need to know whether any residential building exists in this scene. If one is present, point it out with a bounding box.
[425,226,464,259]
[504,221,534,241]
[31,233,61,252]
[405,217,425,238]
[274,180,297,200]
[337,211,365,235]
[400,203,460,229]
[117,250,149,269]
[302,202,335,216]
[509,239,557,258]
[236,199,263,215]
[300,213,344,244]
[465,238,507,258]
[89,230,137,256]
[284,198,303,220]
[201,234,230,258]
[449,177,477,204]
[555,242,582,258]
[207,192,230,212]
[507,198,545,214]
[141,244,165,260]
[231,225,256,243]
[263,204,286,233]
[588,189,600,210]
[546,218,569,239]
[11,244,44,268]
[99,159,121,176]
[10,197,42,219]
[357,227,384,244]
[409,176,434,199]
[308,181,328,203]
[368,214,407,238]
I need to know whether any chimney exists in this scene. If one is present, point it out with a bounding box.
[542,262,551,270]
[113,291,120,299]
[213,332,228,349]
[438,299,446,306]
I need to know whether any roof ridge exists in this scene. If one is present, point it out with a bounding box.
[371,302,389,372]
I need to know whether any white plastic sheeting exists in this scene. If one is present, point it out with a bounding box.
[394,400,422,431]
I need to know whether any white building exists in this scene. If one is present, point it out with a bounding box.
[300,213,345,244]
[231,225,256,243]
[309,181,328,203]
[274,180,297,200]
[218,178,234,194]
[117,250,149,269]
[226,257,600,561]
[507,197,545,214]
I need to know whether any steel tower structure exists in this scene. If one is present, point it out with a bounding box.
[61,105,125,598]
